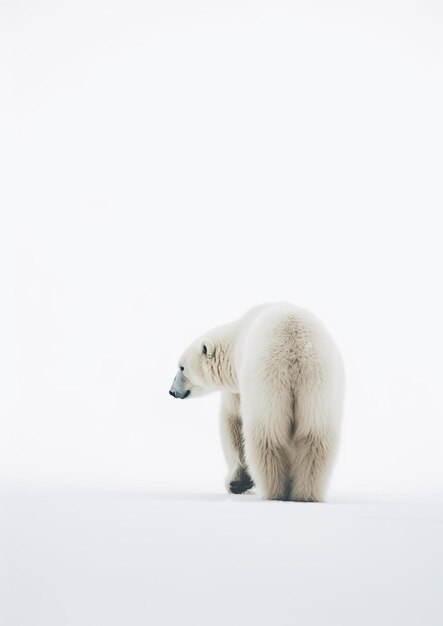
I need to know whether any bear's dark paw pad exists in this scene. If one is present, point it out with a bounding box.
[229,479,254,494]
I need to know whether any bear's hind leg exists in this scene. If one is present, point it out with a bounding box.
[245,429,290,500]
[290,430,337,502]
[241,392,293,501]
[289,382,341,502]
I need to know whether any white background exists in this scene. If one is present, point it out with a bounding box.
[1,2,443,625]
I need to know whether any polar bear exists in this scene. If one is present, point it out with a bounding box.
[169,303,344,502]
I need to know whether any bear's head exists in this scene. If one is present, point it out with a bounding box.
[169,336,218,399]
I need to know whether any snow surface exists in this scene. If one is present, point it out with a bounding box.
[2,487,442,626]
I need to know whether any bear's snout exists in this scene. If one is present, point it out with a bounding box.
[169,369,191,399]
[169,388,191,399]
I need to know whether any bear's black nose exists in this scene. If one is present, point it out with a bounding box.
[169,390,176,397]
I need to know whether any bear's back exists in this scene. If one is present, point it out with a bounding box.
[235,303,340,388]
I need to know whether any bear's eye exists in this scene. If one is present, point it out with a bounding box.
[179,365,184,371]
[202,344,207,356]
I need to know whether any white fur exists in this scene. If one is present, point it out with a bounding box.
[172,303,345,501]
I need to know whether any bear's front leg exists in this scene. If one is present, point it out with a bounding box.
[228,466,254,494]
[219,392,254,494]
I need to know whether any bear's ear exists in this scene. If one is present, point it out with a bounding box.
[201,339,215,359]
